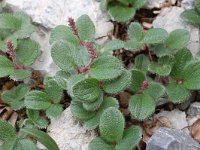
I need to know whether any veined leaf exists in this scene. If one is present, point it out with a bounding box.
[2,84,30,110]
[0,56,14,77]
[131,70,145,92]
[166,82,190,103]
[20,128,59,150]
[144,82,165,101]
[24,91,51,110]
[9,69,31,81]
[181,10,200,26]
[115,126,142,150]
[103,39,125,54]
[134,0,148,9]
[134,54,150,73]
[44,78,63,103]
[108,3,136,22]
[51,41,77,72]
[54,70,70,89]
[0,120,16,142]
[100,107,125,143]
[128,22,143,41]
[128,94,155,120]
[183,61,200,90]
[46,104,63,118]
[103,69,131,94]
[165,29,190,50]
[72,78,101,103]
[76,15,95,41]
[84,97,119,129]
[14,139,37,150]
[0,13,21,29]
[88,137,114,150]
[171,48,193,79]
[90,55,123,80]
[70,100,96,121]
[148,62,171,76]
[124,40,143,51]
[83,94,104,111]
[16,39,39,66]
[143,28,168,44]
[50,25,78,45]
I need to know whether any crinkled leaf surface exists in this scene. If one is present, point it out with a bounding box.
[88,137,114,150]
[134,54,150,73]
[128,22,143,41]
[14,139,37,150]
[181,10,200,26]
[100,107,125,143]
[131,70,145,92]
[9,69,31,81]
[90,55,123,80]
[0,56,14,77]
[128,94,155,120]
[46,104,63,118]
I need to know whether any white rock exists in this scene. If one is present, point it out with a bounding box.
[153,7,200,56]
[145,0,166,9]
[181,0,195,9]
[156,109,189,132]
[38,108,96,150]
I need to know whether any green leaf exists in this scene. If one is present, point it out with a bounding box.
[0,56,14,77]
[88,137,114,150]
[166,82,190,103]
[0,120,16,142]
[195,0,200,14]
[50,25,78,45]
[35,118,49,129]
[9,69,31,81]
[128,94,155,120]
[72,78,101,103]
[143,28,168,44]
[45,78,63,103]
[115,126,142,150]
[128,22,143,41]
[134,54,150,73]
[150,44,169,57]
[51,41,77,72]
[83,94,104,111]
[171,48,193,79]
[74,46,90,68]
[0,142,15,150]
[90,55,123,80]
[0,13,21,29]
[134,0,148,9]
[76,15,95,41]
[148,62,171,76]
[1,84,30,110]
[103,69,131,94]
[67,74,85,97]
[99,107,125,143]
[183,61,200,90]
[20,128,59,150]
[165,29,190,50]
[16,39,39,66]
[124,40,143,51]
[103,39,124,54]
[108,3,136,22]
[181,10,200,26]
[25,91,51,110]
[131,70,145,92]
[12,12,35,39]
[46,104,63,118]
[84,97,119,129]
[70,100,96,121]
[54,71,70,89]
[14,139,37,150]
[144,82,165,101]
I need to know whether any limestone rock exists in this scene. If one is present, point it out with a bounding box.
[145,0,176,9]
[187,102,200,116]
[156,109,188,132]
[38,108,96,150]
[181,0,195,9]
[146,128,200,150]
[153,7,200,56]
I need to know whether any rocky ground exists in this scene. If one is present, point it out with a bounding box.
[0,0,200,150]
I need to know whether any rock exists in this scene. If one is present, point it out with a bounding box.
[187,102,200,116]
[156,109,188,132]
[145,0,176,9]
[181,0,195,9]
[5,0,114,75]
[153,7,200,56]
[37,108,96,150]
[156,98,168,106]
[146,127,200,150]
